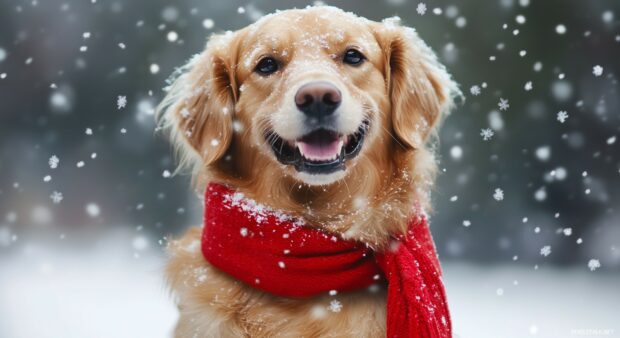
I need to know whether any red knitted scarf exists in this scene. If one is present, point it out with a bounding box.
[201,183,451,338]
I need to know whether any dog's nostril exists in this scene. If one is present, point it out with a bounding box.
[323,92,339,106]
[295,81,342,117]
[298,94,313,108]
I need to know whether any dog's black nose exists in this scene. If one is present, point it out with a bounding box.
[295,81,341,118]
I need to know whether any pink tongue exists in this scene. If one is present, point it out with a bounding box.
[297,139,341,161]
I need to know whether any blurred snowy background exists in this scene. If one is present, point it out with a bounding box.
[0,0,619,337]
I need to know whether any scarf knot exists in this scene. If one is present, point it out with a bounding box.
[201,183,451,338]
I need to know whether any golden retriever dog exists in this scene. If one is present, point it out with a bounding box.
[157,5,459,338]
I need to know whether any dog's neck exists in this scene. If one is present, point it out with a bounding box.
[206,148,426,249]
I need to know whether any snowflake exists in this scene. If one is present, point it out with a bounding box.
[328,300,342,313]
[203,18,214,29]
[117,95,127,109]
[480,128,494,141]
[524,81,533,91]
[493,188,504,201]
[50,191,63,204]
[555,24,567,34]
[48,155,59,169]
[498,98,510,111]
[469,85,481,96]
[85,203,100,217]
[540,245,552,257]
[587,259,601,271]
[592,65,603,77]
[556,111,569,123]
[180,108,190,118]
[416,3,427,15]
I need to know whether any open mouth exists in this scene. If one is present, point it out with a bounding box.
[266,120,369,174]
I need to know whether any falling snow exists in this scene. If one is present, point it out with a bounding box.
[592,65,603,77]
[203,18,215,29]
[497,98,510,111]
[117,95,127,109]
[587,259,601,271]
[555,24,567,34]
[416,3,427,15]
[328,299,343,313]
[1,4,618,338]
[480,128,494,141]
[85,203,100,217]
[493,188,504,201]
[50,191,64,204]
[556,111,569,123]
[470,85,481,96]
[48,155,59,169]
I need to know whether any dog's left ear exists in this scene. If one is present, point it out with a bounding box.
[373,19,460,149]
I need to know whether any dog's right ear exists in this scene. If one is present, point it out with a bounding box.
[157,32,242,173]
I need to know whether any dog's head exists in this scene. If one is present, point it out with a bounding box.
[158,7,458,198]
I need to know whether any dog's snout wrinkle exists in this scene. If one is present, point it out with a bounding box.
[295,81,342,118]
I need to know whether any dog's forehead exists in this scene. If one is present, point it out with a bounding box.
[242,8,380,55]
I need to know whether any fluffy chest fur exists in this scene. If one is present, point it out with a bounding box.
[166,227,387,338]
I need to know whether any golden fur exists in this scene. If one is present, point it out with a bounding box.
[158,6,459,337]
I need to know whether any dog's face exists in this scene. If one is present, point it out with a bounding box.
[159,7,456,190]
[235,12,383,185]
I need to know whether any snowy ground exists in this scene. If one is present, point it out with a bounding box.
[1,234,618,338]
[445,264,619,338]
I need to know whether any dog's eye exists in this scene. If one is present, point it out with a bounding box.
[255,57,279,75]
[343,49,365,66]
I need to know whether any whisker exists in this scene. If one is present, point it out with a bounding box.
[341,176,352,196]
[269,136,278,147]
[279,137,286,153]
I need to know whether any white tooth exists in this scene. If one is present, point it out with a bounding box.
[295,142,304,157]
[295,140,345,161]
